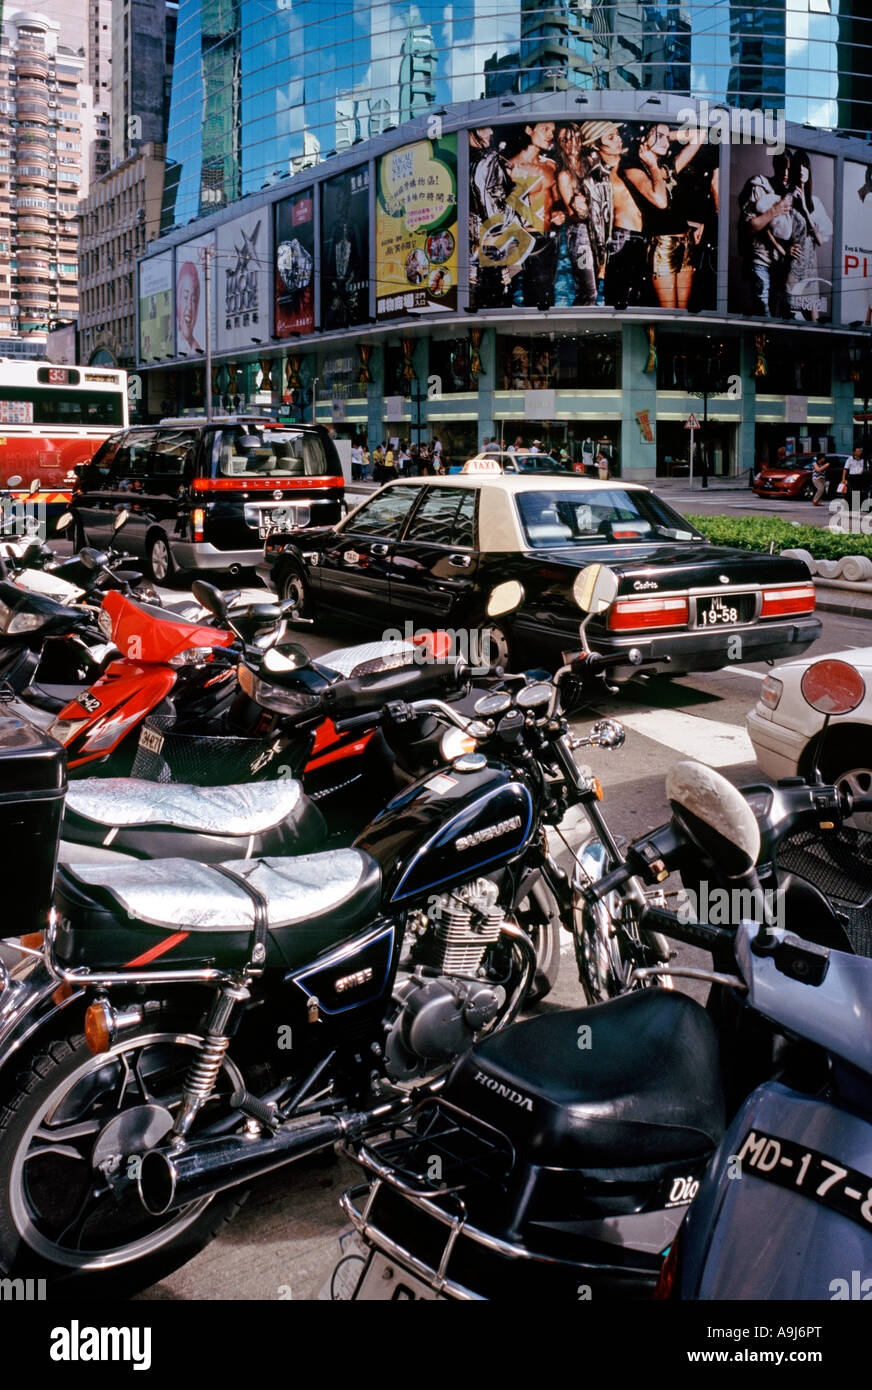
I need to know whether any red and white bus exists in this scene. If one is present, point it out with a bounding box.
[0,359,129,509]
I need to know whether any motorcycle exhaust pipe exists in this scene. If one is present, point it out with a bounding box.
[137,1108,378,1215]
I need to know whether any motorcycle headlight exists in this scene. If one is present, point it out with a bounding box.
[440,726,477,761]
[168,646,214,668]
[97,607,114,639]
[238,663,320,717]
[48,716,90,744]
[0,599,10,631]
[7,611,47,634]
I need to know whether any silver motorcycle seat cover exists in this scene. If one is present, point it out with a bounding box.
[64,778,305,835]
[63,849,380,932]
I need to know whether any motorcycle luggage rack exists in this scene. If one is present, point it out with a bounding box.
[776,826,872,958]
[353,1097,515,1197]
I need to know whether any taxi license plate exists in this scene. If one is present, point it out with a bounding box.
[138,726,165,756]
[353,1251,443,1300]
[697,594,754,628]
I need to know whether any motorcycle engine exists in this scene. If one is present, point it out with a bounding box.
[385,879,507,1081]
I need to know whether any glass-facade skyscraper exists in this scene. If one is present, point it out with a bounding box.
[141,0,872,480]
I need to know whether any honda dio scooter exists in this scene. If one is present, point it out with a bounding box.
[0,647,580,1295]
[333,755,872,1301]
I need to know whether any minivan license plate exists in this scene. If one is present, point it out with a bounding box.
[259,506,306,538]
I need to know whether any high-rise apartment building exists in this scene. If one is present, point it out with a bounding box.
[0,11,86,354]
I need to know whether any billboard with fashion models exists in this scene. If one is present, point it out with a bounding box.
[321,164,370,330]
[468,120,719,313]
[274,189,315,337]
[841,160,872,326]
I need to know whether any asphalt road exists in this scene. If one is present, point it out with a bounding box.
[130,602,871,1302]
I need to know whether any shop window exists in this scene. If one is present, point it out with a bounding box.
[656,335,739,392]
[429,338,472,394]
[499,334,618,390]
[761,337,831,396]
[384,343,412,398]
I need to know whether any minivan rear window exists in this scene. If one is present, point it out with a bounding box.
[214,429,329,479]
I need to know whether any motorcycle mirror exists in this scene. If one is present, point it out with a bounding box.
[486,580,524,618]
[263,644,309,673]
[79,547,101,571]
[55,512,73,532]
[112,508,130,533]
[6,475,22,488]
[29,478,41,495]
[191,579,229,624]
[572,564,619,615]
[800,659,865,716]
[666,760,761,878]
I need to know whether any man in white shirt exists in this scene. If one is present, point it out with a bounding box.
[507,437,523,454]
[842,446,868,503]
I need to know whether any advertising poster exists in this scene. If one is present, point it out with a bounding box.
[469,120,719,312]
[728,144,834,322]
[216,208,271,350]
[138,251,174,362]
[274,190,315,337]
[321,164,370,330]
[174,233,214,356]
[841,160,872,326]
[376,135,458,320]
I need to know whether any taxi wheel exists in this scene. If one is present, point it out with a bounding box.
[147,532,175,586]
[279,565,312,618]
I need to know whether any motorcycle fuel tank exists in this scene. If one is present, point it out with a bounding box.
[355,761,534,905]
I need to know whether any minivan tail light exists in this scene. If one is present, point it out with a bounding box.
[607,596,689,631]
[760,585,815,618]
[192,507,205,542]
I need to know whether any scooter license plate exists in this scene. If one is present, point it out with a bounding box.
[353,1251,443,1300]
[737,1128,872,1233]
[138,725,165,756]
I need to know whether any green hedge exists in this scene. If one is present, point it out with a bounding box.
[686,513,872,561]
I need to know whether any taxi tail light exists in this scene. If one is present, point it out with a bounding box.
[760,675,783,709]
[760,585,815,618]
[607,597,689,631]
[192,508,205,543]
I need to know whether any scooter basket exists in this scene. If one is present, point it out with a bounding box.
[776,826,872,957]
[130,714,276,787]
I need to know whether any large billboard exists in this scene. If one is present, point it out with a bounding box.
[376,135,458,319]
[175,233,214,357]
[469,120,719,312]
[217,208,271,350]
[138,251,174,362]
[321,164,370,330]
[841,160,872,326]
[274,189,315,337]
[728,144,834,323]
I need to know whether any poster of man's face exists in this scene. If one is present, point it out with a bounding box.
[841,161,872,326]
[729,145,834,323]
[321,165,369,330]
[468,120,719,314]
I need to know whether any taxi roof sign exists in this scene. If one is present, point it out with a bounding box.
[462,455,503,473]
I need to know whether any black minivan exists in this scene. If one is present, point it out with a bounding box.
[71,417,344,582]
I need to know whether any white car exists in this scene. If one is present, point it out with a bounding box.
[747,647,872,807]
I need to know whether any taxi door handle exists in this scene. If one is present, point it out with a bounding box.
[448,553,472,568]
[371,543,389,556]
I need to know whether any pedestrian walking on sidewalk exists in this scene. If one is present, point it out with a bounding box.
[811,454,828,505]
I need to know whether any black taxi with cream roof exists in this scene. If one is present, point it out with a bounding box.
[261,470,820,676]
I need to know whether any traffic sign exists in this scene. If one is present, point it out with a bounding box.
[684,413,701,430]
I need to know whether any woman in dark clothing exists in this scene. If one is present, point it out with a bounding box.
[623,124,704,309]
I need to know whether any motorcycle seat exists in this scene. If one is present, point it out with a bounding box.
[22,681,85,714]
[448,989,724,1170]
[61,778,328,865]
[53,848,383,972]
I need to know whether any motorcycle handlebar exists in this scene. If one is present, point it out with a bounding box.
[326,659,469,721]
[639,903,735,954]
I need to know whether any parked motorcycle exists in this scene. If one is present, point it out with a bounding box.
[332,754,872,1300]
[0,639,600,1292]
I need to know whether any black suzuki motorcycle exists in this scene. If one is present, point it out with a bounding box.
[0,631,625,1295]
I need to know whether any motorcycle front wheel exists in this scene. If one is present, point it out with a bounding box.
[0,1023,249,1297]
[572,836,673,1004]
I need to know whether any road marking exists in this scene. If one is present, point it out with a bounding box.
[717,666,766,681]
[619,709,756,767]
